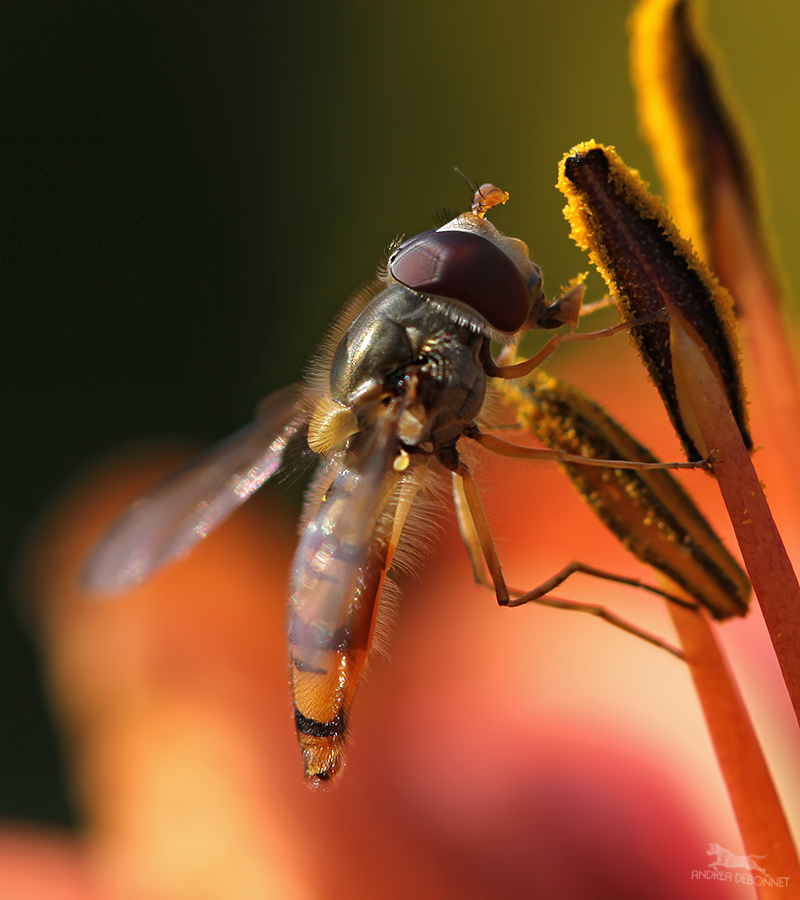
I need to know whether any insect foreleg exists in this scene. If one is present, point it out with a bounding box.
[576,294,617,317]
[484,309,669,381]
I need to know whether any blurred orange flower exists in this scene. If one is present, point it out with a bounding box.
[7,343,796,898]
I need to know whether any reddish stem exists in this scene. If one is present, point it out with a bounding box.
[670,310,800,723]
[668,602,800,895]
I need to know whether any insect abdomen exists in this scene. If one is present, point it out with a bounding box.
[287,447,401,781]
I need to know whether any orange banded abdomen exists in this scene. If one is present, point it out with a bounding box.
[287,446,404,781]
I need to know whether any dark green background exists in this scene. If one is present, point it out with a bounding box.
[3,0,798,824]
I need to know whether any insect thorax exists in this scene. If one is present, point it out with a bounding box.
[328,285,487,451]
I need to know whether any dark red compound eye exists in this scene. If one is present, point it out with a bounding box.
[388,230,530,334]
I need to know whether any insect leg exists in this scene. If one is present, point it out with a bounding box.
[450,464,509,604]
[510,560,697,610]
[484,309,668,381]
[507,590,685,659]
[577,295,617,317]
[498,371,750,619]
[469,429,706,471]
[450,467,686,657]
[451,470,488,585]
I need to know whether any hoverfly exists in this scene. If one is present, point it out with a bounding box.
[85,183,718,782]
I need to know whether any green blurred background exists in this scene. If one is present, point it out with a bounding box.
[3,0,798,825]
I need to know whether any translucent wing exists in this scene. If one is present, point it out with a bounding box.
[84,383,307,593]
[288,403,402,655]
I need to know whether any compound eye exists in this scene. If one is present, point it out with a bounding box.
[388,230,529,334]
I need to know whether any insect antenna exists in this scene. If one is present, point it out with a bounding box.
[452,165,480,195]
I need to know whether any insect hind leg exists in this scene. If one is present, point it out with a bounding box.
[510,561,697,611]
[506,561,699,658]
[450,471,690,659]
